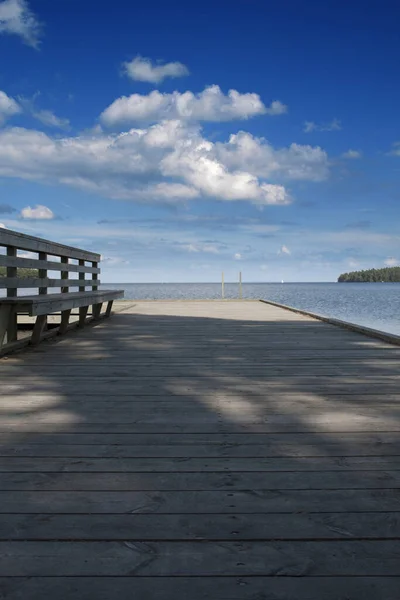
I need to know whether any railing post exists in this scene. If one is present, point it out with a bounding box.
[39,252,48,331]
[78,259,86,325]
[61,257,69,293]
[221,271,225,299]
[239,271,242,299]
[6,246,17,342]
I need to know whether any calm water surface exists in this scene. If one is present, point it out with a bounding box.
[102,282,400,336]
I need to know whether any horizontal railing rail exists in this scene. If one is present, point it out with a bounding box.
[0,228,99,262]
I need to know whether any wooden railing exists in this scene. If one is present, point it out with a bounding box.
[0,228,123,352]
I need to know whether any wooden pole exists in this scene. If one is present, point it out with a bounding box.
[239,271,242,299]
[221,272,225,299]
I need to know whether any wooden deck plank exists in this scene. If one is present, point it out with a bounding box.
[1,512,400,541]
[2,455,400,472]
[1,488,399,513]
[1,540,400,576]
[0,577,398,600]
[1,470,400,490]
[3,441,400,457]
[1,300,400,594]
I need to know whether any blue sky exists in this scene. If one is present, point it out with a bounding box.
[0,0,400,282]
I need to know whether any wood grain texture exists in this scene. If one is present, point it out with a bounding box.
[1,299,400,595]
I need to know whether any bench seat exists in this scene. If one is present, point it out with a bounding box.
[0,290,124,316]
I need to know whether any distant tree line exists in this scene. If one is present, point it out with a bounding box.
[338,267,400,282]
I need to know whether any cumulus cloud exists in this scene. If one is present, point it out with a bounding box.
[21,204,54,219]
[0,0,42,48]
[0,117,328,207]
[384,257,398,267]
[279,245,291,255]
[304,118,341,133]
[342,149,362,159]
[0,222,6,228]
[101,85,285,126]
[123,56,189,84]
[234,253,242,260]
[216,131,329,181]
[0,90,21,124]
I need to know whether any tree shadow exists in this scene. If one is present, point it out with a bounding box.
[0,301,400,598]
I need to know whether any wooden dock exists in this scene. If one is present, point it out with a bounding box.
[1,300,400,599]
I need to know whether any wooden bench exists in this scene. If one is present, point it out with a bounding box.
[0,228,124,353]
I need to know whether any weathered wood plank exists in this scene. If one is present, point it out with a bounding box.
[1,540,400,576]
[1,470,399,490]
[0,254,100,273]
[3,441,400,458]
[0,431,398,445]
[0,277,100,289]
[2,455,400,473]
[0,228,100,261]
[0,290,124,315]
[1,577,399,600]
[1,488,399,514]
[1,512,400,541]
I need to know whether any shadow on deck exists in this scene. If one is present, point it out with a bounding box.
[0,303,400,599]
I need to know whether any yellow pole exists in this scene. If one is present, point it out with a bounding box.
[239,271,242,299]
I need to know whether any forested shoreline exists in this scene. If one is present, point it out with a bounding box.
[338,267,400,282]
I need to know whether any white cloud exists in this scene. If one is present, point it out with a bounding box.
[234,253,242,260]
[32,109,70,130]
[384,257,398,267]
[17,95,70,130]
[342,149,362,159]
[180,243,220,254]
[101,85,285,125]
[264,100,287,115]
[216,131,329,181]
[279,245,291,255]
[0,222,6,228]
[123,56,189,84]
[304,118,341,133]
[260,264,268,270]
[21,204,54,219]
[0,0,41,48]
[0,90,21,124]
[0,117,329,207]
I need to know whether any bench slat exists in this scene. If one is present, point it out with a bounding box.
[0,256,100,274]
[0,290,124,316]
[0,229,100,262]
[0,278,100,289]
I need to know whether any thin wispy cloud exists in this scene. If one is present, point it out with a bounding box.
[342,149,362,159]
[0,0,42,48]
[303,118,341,133]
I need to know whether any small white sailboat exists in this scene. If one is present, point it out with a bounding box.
[281,280,284,284]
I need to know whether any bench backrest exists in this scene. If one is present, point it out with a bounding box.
[0,228,101,299]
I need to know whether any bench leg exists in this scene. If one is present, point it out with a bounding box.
[105,301,113,317]
[0,306,12,347]
[79,306,89,327]
[6,307,18,343]
[93,303,103,320]
[59,309,71,335]
[32,315,47,345]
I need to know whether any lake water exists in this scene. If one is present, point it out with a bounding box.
[102,282,400,336]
